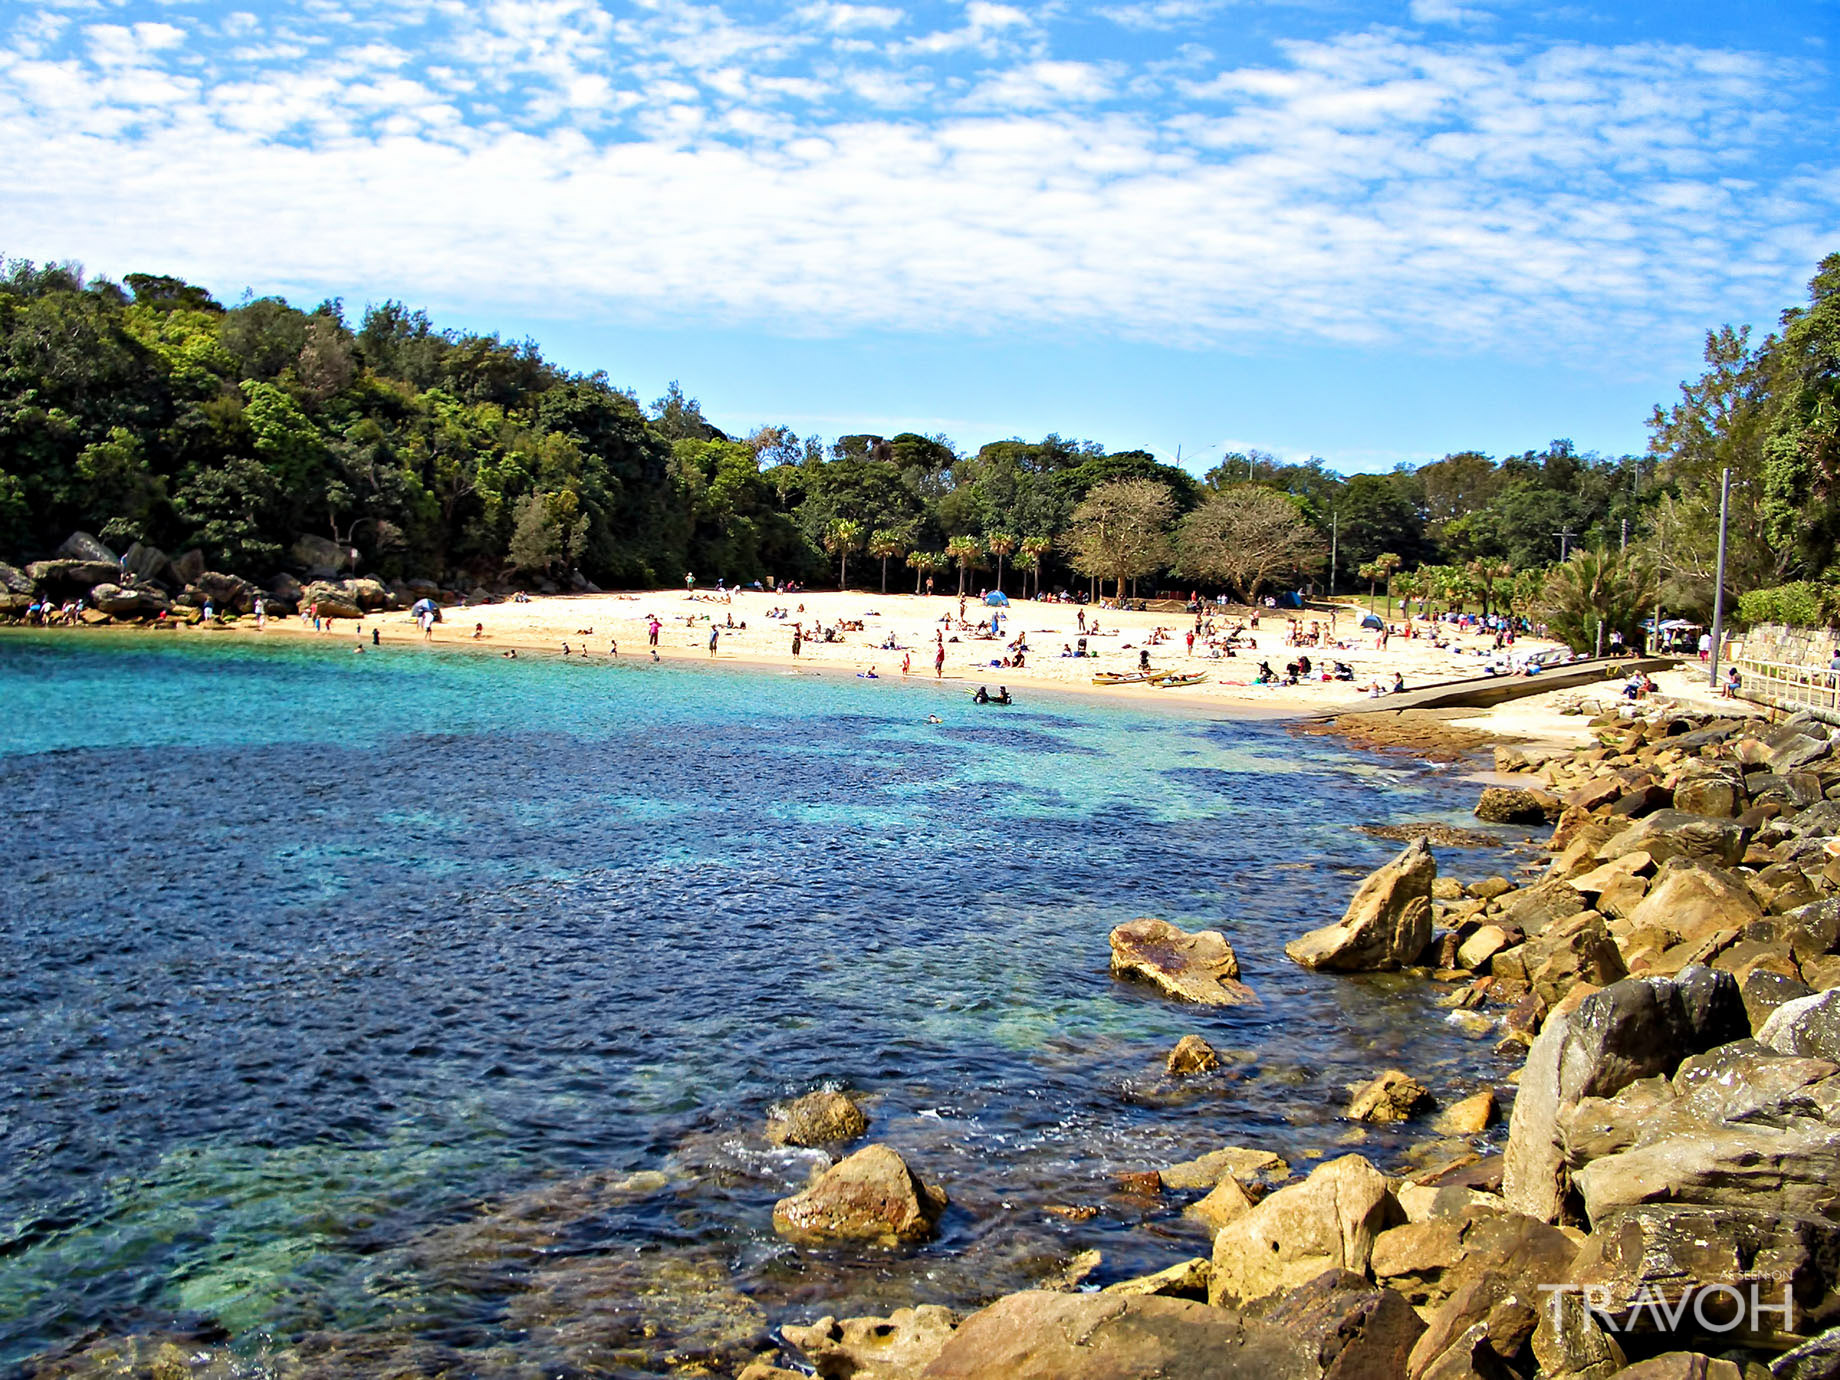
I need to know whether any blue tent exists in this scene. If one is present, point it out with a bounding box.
[1360,612,1384,630]
[983,591,1011,606]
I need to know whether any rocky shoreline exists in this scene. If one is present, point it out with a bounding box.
[33,699,1840,1380]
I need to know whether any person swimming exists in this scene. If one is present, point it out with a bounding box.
[995,686,1012,705]
[973,686,990,703]
[925,713,943,723]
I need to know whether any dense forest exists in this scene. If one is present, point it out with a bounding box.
[0,252,1834,632]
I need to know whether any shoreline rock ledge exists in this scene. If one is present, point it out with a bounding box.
[1285,836,1436,971]
[1110,918,1258,1005]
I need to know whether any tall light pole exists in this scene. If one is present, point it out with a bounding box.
[1709,466,1732,687]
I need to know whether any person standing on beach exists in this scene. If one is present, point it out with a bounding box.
[934,643,945,678]
[709,626,720,655]
[648,617,661,648]
[685,571,696,592]
[902,651,911,676]
[792,626,802,658]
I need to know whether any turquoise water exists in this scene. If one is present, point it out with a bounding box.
[0,633,1509,1376]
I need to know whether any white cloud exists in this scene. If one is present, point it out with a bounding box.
[0,0,1831,372]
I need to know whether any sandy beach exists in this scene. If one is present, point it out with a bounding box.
[222,586,1578,716]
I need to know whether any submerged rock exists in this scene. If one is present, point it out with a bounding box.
[1165,1034,1221,1076]
[1109,918,1257,1005]
[1348,1069,1434,1124]
[1286,837,1436,972]
[772,1143,947,1246]
[766,1088,868,1148]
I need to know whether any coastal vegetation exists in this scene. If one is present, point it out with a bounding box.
[0,253,1834,640]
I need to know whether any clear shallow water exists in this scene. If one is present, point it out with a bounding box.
[0,633,1514,1376]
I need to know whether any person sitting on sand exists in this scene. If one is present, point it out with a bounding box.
[859,666,879,679]
[474,622,484,639]
[1062,643,1074,657]
[1138,649,1151,671]
[1393,671,1407,693]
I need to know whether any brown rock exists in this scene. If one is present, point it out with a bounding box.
[1110,918,1257,1005]
[1185,1174,1255,1231]
[1209,1155,1397,1306]
[1436,1089,1497,1137]
[1286,838,1436,972]
[766,1089,869,1148]
[772,1143,947,1246]
[1102,1257,1211,1300]
[1626,865,1765,949]
[1530,1286,1624,1380]
[1348,1069,1435,1123]
[1613,1356,1743,1380]
[1165,1034,1220,1076]
[1475,788,1554,825]
[916,1291,1293,1380]
[783,1305,959,1380]
[1159,1145,1289,1190]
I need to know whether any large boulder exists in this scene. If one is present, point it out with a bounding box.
[0,561,33,594]
[87,583,168,617]
[920,1278,1421,1380]
[1568,1203,1839,1344]
[1624,864,1766,953]
[1673,768,1747,819]
[1286,838,1435,972]
[172,548,205,584]
[55,531,117,564]
[1475,788,1554,825]
[1601,811,1749,868]
[26,558,119,591]
[772,1143,946,1246]
[1209,1155,1397,1307]
[290,533,350,576]
[766,1089,868,1148]
[119,541,171,584]
[301,581,363,619]
[1501,969,1746,1223]
[1759,989,1840,1063]
[1109,918,1256,1005]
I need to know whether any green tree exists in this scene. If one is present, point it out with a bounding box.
[74,425,163,545]
[1761,253,1840,575]
[909,547,946,595]
[946,535,982,596]
[868,527,907,594]
[1020,534,1054,598]
[1358,552,1401,612]
[986,531,1018,595]
[825,517,864,590]
[1538,548,1659,653]
[173,455,284,571]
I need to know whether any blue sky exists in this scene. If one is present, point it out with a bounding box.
[2,0,1835,474]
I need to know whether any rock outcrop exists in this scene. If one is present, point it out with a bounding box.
[1209,1155,1397,1306]
[1109,918,1257,1005]
[1286,838,1436,971]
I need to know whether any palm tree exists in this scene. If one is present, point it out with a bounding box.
[909,548,944,595]
[1466,558,1513,617]
[1358,552,1401,614]
[946,535,982,596]
[986,531,1018,596]
[825,518,864,590]
[1020,535,1053,598]
[868,529,906,594]
[1392,570,1425,618]
[1538,548,1658,653]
